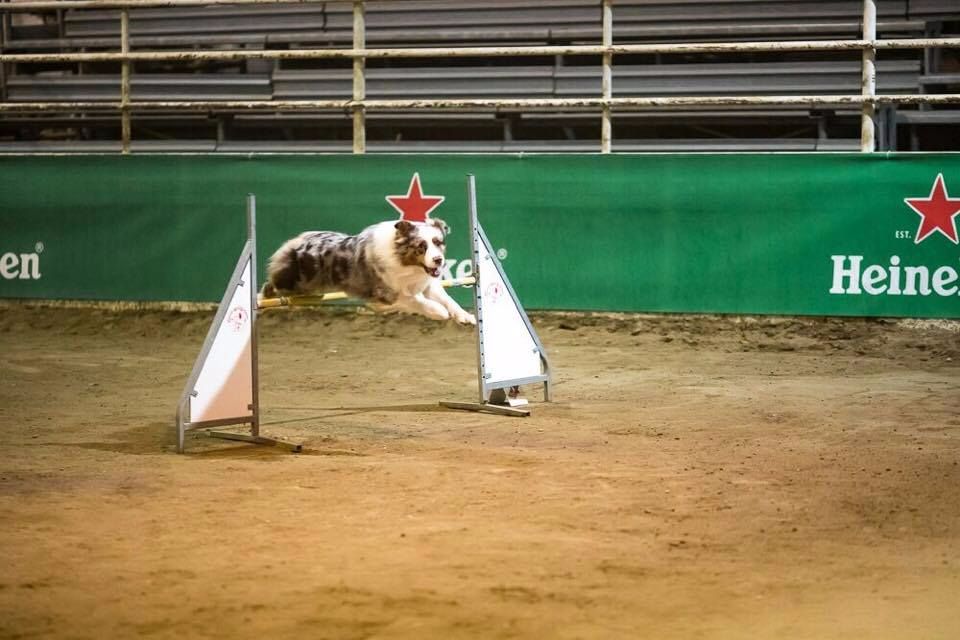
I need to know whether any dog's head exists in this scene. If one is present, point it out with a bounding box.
[394,218,449,277]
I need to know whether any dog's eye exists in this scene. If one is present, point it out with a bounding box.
[417,240,427,254]
[432,238,444,247]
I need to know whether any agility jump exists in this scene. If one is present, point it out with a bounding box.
[175,175,551,453]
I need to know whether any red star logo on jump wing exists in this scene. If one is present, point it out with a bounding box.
[385,172,445,222]
[903,173,960,245]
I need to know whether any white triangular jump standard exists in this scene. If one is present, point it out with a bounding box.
[175,195,299,453]
[440,174,552,417]
[175,177,551,452]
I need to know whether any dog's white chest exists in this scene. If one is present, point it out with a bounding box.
[394,272,431,297]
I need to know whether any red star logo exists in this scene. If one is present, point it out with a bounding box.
[385,172,445,223]
[903,173,960,245]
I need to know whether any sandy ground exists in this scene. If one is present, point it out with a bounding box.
[0,303,958,640]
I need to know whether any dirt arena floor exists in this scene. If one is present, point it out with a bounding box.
[0,303,958,640]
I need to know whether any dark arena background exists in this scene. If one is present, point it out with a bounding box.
[1,2,959,639]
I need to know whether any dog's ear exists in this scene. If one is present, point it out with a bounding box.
[429,217,450,236]
[394,219,415,235]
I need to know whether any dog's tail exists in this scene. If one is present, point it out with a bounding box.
[261,242,299,298]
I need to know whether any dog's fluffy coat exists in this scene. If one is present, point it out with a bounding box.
[262,218,476,324]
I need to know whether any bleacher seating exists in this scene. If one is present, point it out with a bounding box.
[7,74,272,101]
[1,0,958,152]
[33,0,952,48]
[269,60,920,99]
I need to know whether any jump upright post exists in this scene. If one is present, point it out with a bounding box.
[175,195,299,453]
[440,174,551,417]
[175,176,551,453]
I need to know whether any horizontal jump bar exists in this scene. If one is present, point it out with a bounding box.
[258,275,476,309]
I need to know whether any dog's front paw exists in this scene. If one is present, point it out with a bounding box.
[456,311,477,326]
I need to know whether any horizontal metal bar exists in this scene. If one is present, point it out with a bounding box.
[206,430,302,453]
[6,0,941,13]
[0,0,326,9]
[482,374,550,391]
[182,416,253,431]
[2,38,959,65]
[438,401,530,418]
[2,94,959,113]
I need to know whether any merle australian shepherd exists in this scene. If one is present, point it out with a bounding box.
[261,217,476,325]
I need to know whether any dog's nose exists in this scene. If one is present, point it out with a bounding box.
[432,256,443,266]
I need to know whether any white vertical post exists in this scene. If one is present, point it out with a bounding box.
[467,175,485,404]
[601,0,613,153]
[246,194,260,438]
[352,0,366,154]
[861,0,877,152]
[120,8,131,154]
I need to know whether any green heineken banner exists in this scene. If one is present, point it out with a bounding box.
[1,153,958,318]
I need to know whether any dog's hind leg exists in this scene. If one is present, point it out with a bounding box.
[263,245,300,298]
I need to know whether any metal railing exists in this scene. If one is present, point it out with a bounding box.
[1,0,959,154]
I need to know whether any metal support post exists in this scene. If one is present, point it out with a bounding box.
[120,8,131,154]
[352,0,366,154]
[246,195,261,439]
[0,8,9,102]
[0,7,8,44]
[860,0,877,152]
[600,0,613,153]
